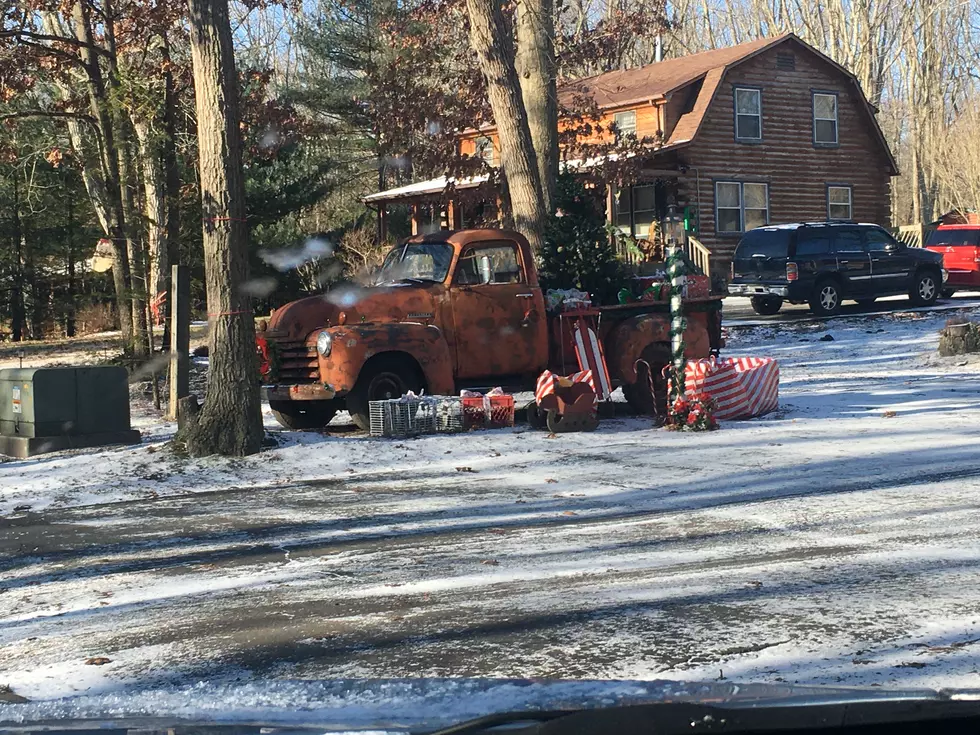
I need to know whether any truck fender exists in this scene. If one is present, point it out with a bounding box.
[318,322,455,395]
[607,312,713,385]
[607,314,670,385]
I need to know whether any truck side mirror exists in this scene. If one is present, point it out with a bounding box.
[479,255,493,284]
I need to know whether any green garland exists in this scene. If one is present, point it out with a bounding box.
[665,244,688,403]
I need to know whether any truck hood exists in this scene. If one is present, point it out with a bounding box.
[266,283,444,342]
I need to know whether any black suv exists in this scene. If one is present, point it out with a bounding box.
[728,222,947,316]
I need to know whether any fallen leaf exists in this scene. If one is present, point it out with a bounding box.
[562,510,576,516]
[481,559,500,566]
[545,478,558,484]
[746,580,763,588]
[489,450,501,457]
[455,466,477,473]
[84,657,111,666]
[146,446,158,454]
[545,433,557,439]
[489,528,509,535]
[882,410,898,418]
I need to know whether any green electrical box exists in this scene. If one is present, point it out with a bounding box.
[0,366,140,458]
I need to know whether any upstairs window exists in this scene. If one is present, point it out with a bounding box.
[827,185,852,219]
[716,181,769,233]
[613,110,637,142]
[813,92,839,145]
[734,87,762,141]
[474,135,495,165]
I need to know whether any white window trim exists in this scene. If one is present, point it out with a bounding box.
[734,87,762,141]
[715,181,770,234]
[613,110,637,142]
[828,185,852,220]
[813,92,839,145]
[474,136,494,166]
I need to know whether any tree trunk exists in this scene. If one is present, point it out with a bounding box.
[182,0,263,456]
[66,174,76,338]
[465,0,547,251]
[71,0,134,346]
[134,120,169,301]
[515,0,558,212]
[11,175,25,342]
[161,31,181,348]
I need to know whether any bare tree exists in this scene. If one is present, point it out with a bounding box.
[181,0,264,456]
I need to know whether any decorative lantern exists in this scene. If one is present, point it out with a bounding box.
[663,203,686,248]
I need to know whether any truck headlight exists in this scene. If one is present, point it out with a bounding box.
[316,331,333,356]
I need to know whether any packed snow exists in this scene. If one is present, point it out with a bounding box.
[3,302,980,723]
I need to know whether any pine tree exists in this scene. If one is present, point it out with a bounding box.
[538,174,628,305]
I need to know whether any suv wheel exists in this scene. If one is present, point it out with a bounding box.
[910,270,939,306]
[809,280,842,316]
[750,295,783,316]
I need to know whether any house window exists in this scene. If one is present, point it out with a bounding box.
[734,87,762,141]
[613,110,637,142]
[715,181,769,233]
[828,185,852,220]
[614,184,657,238]
[813,92,839,145]
[474,136,494,165]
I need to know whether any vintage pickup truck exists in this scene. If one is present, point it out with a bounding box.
[257,229,723,430]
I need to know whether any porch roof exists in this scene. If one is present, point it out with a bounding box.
[362,174,489,204]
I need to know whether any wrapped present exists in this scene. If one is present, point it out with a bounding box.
[683,357,779,419]
[685,274,711,299]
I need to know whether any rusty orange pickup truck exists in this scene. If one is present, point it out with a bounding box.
[257,229,723,430]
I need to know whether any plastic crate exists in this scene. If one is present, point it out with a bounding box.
[461,394,515,429]
[368,397,435,438]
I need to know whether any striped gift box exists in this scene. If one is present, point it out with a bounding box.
[535,369,595,404]
[685,357,779,420]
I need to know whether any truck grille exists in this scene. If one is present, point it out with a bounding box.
[274,339,319,383]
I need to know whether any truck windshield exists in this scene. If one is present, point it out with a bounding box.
[375,242,455,284]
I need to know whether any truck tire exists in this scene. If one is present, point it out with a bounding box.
[270,399,339,430]
[347,354,424,431]
[910,269,940,306]
[809,279,842,316]
[750,295,783,315]
[622,343,670,418]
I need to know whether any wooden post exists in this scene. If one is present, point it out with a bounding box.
[378,205,388,241]
[168,264,190,420]
[410,203,419,235]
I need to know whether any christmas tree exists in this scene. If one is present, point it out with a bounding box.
[538,174,629,306]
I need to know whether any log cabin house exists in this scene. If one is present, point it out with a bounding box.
[362,33,898,284]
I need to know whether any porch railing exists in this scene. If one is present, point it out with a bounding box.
[686,236,711,277]
[893,223,933,249]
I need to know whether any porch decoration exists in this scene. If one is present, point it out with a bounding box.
[664,205,688,412]
[529,369,599,433]
[684,357,780,420]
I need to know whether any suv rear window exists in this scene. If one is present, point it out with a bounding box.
[927,228,980,247]
[735,228,791,258]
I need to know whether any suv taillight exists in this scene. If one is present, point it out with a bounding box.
[786,262,799,281]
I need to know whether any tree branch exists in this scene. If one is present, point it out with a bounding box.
[0,29,111,57]
[0,111,99,127]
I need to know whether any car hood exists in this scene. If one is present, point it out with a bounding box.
[267,284,444,342]
[2,678,979,732]
[910,247,945,264]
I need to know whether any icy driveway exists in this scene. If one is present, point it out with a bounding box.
[3,307,980,706]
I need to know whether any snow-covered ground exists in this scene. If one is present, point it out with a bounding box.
[3,305,980,721]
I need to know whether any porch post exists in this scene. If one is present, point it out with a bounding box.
[378,205,388,242]
[410,203,419,236]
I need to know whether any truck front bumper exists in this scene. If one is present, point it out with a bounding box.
[263,383,338,402]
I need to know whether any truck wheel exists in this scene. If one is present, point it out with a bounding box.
[910,269,939,306]
[269,400,339,430]
[809,279,842,316]
[622,344,670,418]
[750,295,783,316]
[347,355,424,431]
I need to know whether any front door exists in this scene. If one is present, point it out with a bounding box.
[832,228,873,296]
[865,227,914,294]
[450,241,548,381]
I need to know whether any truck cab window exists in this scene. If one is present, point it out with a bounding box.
[456,245,524,285]
[376,242,454,283]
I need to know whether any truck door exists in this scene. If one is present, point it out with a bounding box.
[450,241,548,381]
[832,227,873,296]
[865,227,914,294]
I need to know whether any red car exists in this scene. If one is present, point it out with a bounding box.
[925,224,980,297]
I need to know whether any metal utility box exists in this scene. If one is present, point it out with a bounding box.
[0,366,140,458]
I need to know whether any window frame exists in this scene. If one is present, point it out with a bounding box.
[453,242,526,286]
[613,110,637,143]
[812,91,840,147]
[733,86,763,143]
[826,184,853,220]
[473,135,495,166]
[714,180,770,236]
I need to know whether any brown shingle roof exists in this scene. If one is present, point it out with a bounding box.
[558,34,790,109]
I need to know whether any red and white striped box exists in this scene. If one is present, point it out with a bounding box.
[684,357,779,420]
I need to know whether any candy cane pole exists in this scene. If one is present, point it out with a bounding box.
[667,238,687,403]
